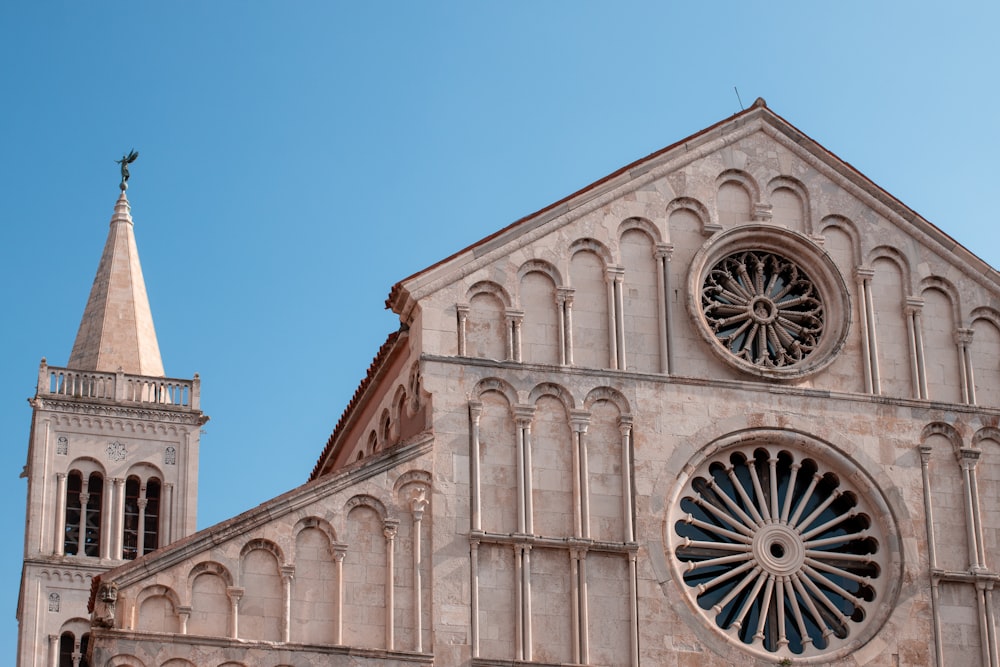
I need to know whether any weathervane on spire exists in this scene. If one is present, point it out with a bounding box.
[115,149,139,191]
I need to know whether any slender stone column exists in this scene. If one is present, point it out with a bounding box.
[860,268,882,394]
[384,519,399,650]
[563,290,575,366]
[227,587,244,640]
[456,304,469,356]
[613,267,627,370]
[969,450,988,568]
[136,494,148,556]
[514,544,523,660]
[469,401,483,532]
[572,414,591,539]
[522,545,533,662]
[514,407,535,535]
[47,634,58,667]
[515,411,527,534]
[985,584,999,667]
[960,448,983,569]
[628,550,639,667]
[919,445,944,667]
[579,550,590,664]
[334,546,346,644]
[411,489,428,652]
[54,473,67,556]
[556,290,567,366]
[606,268,619,369]
[507,310,524,362]
[655,243,674,374]
[281,565,295,643]
[571,426,582,538]
[855,268,874,393]
[956,328,975,405]
[620,417,634,542]
[905,298,926,399]
[911,303,929,399]
[79,488,90,557]
[101,479,114,558]
[523,420,534,536]
[470,538,480,658]
[112,478,126,559]
[977,585,992,667]
[557,288,574,366]
[570,552,580,664]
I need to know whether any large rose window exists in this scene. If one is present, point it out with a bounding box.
[669,442,897,660]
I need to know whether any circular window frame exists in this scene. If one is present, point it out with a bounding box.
[664,431,901,663]
[687,226,850,380]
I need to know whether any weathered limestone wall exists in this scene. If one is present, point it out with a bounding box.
[88,446,434,666]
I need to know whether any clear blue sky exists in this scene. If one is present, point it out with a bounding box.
[2,1,998,659]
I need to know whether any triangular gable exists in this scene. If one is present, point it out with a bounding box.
[387,99,1000,322]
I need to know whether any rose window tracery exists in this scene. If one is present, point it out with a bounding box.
[672,444,888,658]
[702,250,824,368]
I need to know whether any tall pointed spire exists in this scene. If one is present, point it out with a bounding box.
[67,186,165,376]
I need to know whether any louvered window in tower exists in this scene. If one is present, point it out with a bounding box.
[64,472,102,557]
[84,474,103,557]
[64,474,82,556]
[123,477,141,560]
[143,479,161,553]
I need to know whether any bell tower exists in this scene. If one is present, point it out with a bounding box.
[16,166,206,667]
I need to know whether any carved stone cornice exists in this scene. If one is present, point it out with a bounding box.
[35,398,207,426]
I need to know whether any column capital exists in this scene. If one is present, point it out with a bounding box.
[227,586,244,602]
[955,328,974,345]
[506,309,525,324]
[333,544,347,562]
[513,405,535,425]
[959,447,982,468]
[654,242,674,260]
[411,487,429,518]
[456,303,470,316]
[570,410,591,433]
[383,518,399,540]
[854,266,875,281]
[752,201,773,222]
[468,400,483,419]
[281,565,296,581]
[918,444,933,464]
[606,266,625,283]
[557,286,575,301]
[56,471,67,480]
[904,296,925,313]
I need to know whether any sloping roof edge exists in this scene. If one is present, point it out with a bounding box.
[309,328,408,480]
[90,431,433,610]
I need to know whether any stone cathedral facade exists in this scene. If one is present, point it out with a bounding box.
[19,100,1000,666]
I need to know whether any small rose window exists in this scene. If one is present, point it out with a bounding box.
[702,250,823,369]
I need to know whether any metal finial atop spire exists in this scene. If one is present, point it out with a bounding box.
[115,149,139,191]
